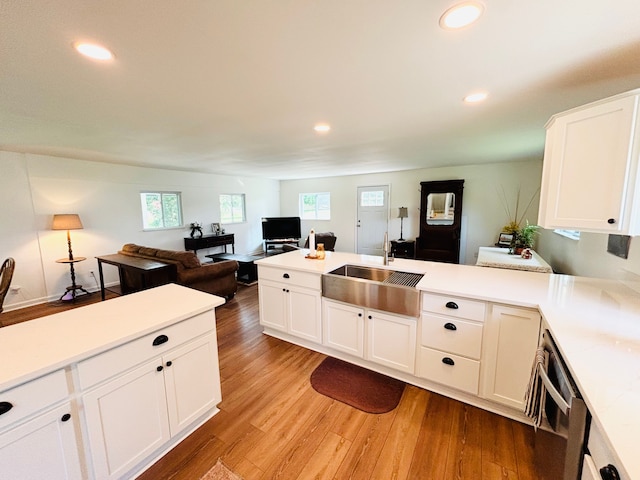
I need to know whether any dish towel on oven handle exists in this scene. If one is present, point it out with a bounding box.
[524,346,547,429]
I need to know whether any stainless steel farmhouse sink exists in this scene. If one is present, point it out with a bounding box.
[322,264,424,317]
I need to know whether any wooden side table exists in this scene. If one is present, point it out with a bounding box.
[56,257,91,301]
[95,254,177,301]
[390,240,415,259]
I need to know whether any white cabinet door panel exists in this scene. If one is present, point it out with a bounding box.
[481,305,540,409]
[83,359,170,480]
[539,93,640,233]
[367,312,416,373]
[164,334,221,433]
[259,280,288,331]
[0,403,82,480]
[288,286,322,343]
[322,300,365,358]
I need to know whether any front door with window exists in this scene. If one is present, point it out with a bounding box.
[356,185,389,256]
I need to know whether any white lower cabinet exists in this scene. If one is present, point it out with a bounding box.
[480,304,541,409]
[366,310,416,374]
[258,270,322,343]
[416,347,480,394]
[322,299,365,358]
[322,299,416,372]
[82,331,221,479]
[83,358,170,479]
[416,294,485,395]
[0,369,83,479]
[0,402,83,479]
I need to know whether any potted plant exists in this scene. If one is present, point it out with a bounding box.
[515,222,539,254]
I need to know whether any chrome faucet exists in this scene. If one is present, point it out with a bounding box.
[383,232,393,265]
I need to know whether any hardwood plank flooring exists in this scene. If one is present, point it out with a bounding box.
[1,284,538,480]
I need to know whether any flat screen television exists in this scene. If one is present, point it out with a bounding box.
[261,217,302,240]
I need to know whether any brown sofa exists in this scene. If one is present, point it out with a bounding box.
[118,243,239,299]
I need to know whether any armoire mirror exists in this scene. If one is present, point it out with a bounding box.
[416,179,464,263]
[426,192,456,225]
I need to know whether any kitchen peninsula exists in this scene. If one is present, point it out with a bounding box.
[0,284,224,479]
[256,250,640,480]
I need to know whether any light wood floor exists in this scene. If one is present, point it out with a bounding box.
[2,285,538,480]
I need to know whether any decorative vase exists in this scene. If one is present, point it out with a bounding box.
[316,243,326,259]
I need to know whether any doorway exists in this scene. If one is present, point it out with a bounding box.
[356,185,389,255]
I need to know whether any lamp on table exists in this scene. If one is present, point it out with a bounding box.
[398,207,408,241]
[53,214,90,301]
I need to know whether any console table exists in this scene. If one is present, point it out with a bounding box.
[184,233,235,254]
[390,240,415,259]
[95,254,177,300]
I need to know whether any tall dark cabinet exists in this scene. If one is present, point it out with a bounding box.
[415,179,464,263]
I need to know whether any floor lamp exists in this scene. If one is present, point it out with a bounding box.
[53,214,90,301]
[398,207,408,241]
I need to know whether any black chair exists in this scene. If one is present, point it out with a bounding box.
[304,232,337,251]
[0,258,16,314]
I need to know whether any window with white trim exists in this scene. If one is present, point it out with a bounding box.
[554,229,581,240]
[220,194,246,224]
[140,191,183,229]
[299,192,331,220]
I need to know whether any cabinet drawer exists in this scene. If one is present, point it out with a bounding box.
[77,311,215,390]
[258,266,320,290]
[0,370,68,429]
[421,313,483,359]
[416,346,480,395]
[422,293,486,322]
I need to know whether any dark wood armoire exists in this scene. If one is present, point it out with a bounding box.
[415,179,464,263]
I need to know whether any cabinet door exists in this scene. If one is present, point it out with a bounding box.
[322,300,365,357]
[539,94,639,232]
[288,285,322,343]
[0,403,83,480]
[83,358,170,480]
[164,333,221,433]
[480,305,540,409]
[367,311,416,373]
[258,280,288,331]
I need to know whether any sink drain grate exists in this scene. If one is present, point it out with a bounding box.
[383,271,424,287]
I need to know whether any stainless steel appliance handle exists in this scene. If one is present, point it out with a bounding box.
[537,362,570,416]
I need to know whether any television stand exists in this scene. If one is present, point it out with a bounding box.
[264,238,300,255]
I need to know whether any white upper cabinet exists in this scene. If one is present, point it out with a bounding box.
[538,89,640,234]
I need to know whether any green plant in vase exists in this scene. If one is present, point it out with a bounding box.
[515,222,539,254]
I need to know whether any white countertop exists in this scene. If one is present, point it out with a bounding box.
[257,250,640,478]
[476,246,553,273]
[0,284,225,392]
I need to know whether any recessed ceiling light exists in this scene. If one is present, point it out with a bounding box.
[464,92,488,103]
[73,42,114,61]
[314,124,331,133]
[439,2,484,29]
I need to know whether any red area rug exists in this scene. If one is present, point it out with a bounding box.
[310,357,406,414]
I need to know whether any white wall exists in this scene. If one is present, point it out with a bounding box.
[0,151,280,310]
[537,229,640,280]
[280,159,544,265]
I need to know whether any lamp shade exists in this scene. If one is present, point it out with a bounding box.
[52,214,83,230]
[398,207,408,219]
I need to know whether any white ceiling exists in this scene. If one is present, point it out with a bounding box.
[2,1,640,180]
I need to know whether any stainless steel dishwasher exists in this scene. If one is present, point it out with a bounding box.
[534,329,589,480]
